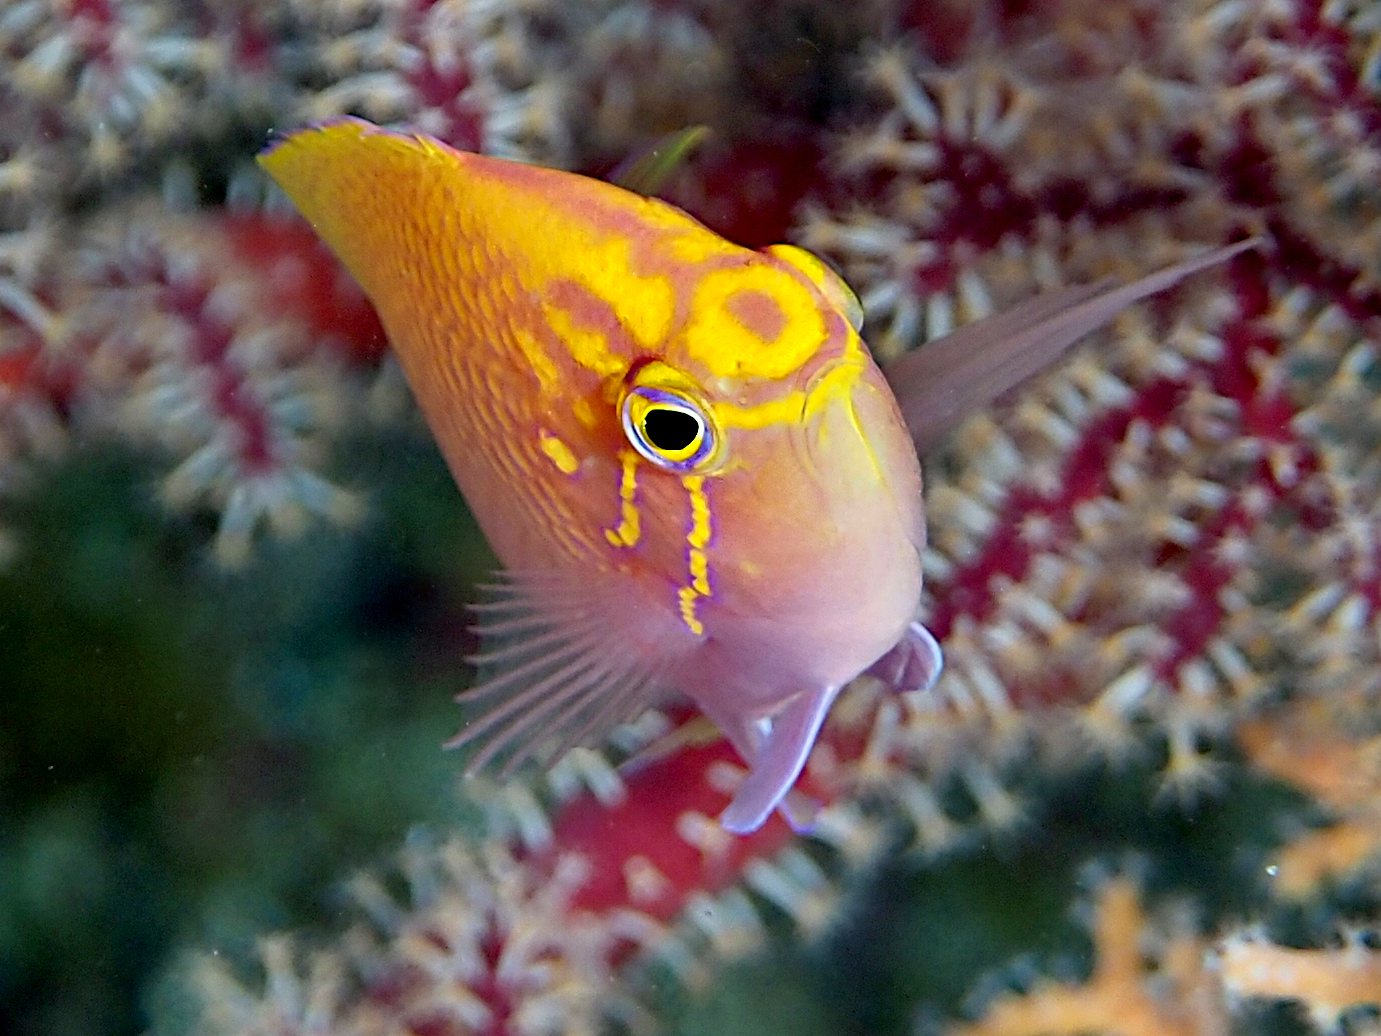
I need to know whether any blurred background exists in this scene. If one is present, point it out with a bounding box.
[2,2,1380,1035]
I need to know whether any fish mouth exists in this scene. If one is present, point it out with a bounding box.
[797,351,922,543]
[800,352,868,423]
[796,353,874,465]
[705,350,865,440]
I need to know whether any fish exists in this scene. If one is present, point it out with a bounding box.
[258,117,1256,833]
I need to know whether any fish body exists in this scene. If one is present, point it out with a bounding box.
[260,119,928,831]
[260,118,1254,832]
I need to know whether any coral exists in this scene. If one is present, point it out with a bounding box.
[4,1,1381,1036]
[946,877,1227,1036]
[0,0,836,568]
[193,837,669,1036]
[1,0,235,184]
[0,205,369,565]
[1238,702,1381,897]
[939,872,1381,1036]
[795,0,1381,791]
[1219,927,1381,1032]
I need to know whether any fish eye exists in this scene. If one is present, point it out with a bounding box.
[642,406,701,453]
[621,384,716,471]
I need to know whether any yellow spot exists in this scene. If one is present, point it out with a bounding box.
[538,431,579,474]
[513,327,561,396]
[682,265,826,380]
[677,475,712,634]
[544,303,627,379]
[604,449,641,548]
[572,397,597,429]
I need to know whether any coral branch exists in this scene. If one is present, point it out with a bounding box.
[948,878,1225,1036]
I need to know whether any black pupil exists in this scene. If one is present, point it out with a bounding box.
[643,407,700,453]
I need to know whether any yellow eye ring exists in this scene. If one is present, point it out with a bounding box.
[619,363,718,472]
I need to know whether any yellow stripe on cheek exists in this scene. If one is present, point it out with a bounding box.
[689,549,709,596]
[677,587,703,636]
[677,475,712,634]
[604,448,642,548]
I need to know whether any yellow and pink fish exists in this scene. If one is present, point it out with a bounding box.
[259,118,1252,833]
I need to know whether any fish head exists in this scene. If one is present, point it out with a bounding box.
[631,242,926,708]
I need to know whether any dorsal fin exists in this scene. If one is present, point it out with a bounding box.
[611,125,710,197]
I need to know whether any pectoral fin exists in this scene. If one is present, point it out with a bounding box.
[449,570,674,777]
[866,620,944,695]
[719,685,840,834]
[884,239,1260,453]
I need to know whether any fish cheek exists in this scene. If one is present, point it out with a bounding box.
[699,427,839,612]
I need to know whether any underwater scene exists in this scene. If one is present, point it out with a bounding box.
[2,1,1380,1035]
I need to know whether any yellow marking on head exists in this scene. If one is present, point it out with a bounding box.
[564,236,676,353]
[538,430,579,474]
[540,250,674,378]
[514,328,562,396]
[667,230,738,266]
[682,265,826,380]
[766,243,864,331]
[572,398,597,429]
[544,303,627,379]
[676,474,712,634]
[604,448,642,548]
[710,356,866,430]
[712,393,803,431]
[606,267,675,352]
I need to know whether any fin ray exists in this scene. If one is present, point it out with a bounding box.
[884,240,1259,453]
[448,572,673,776]
[451,649,611,763]
[719,685,841,834]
